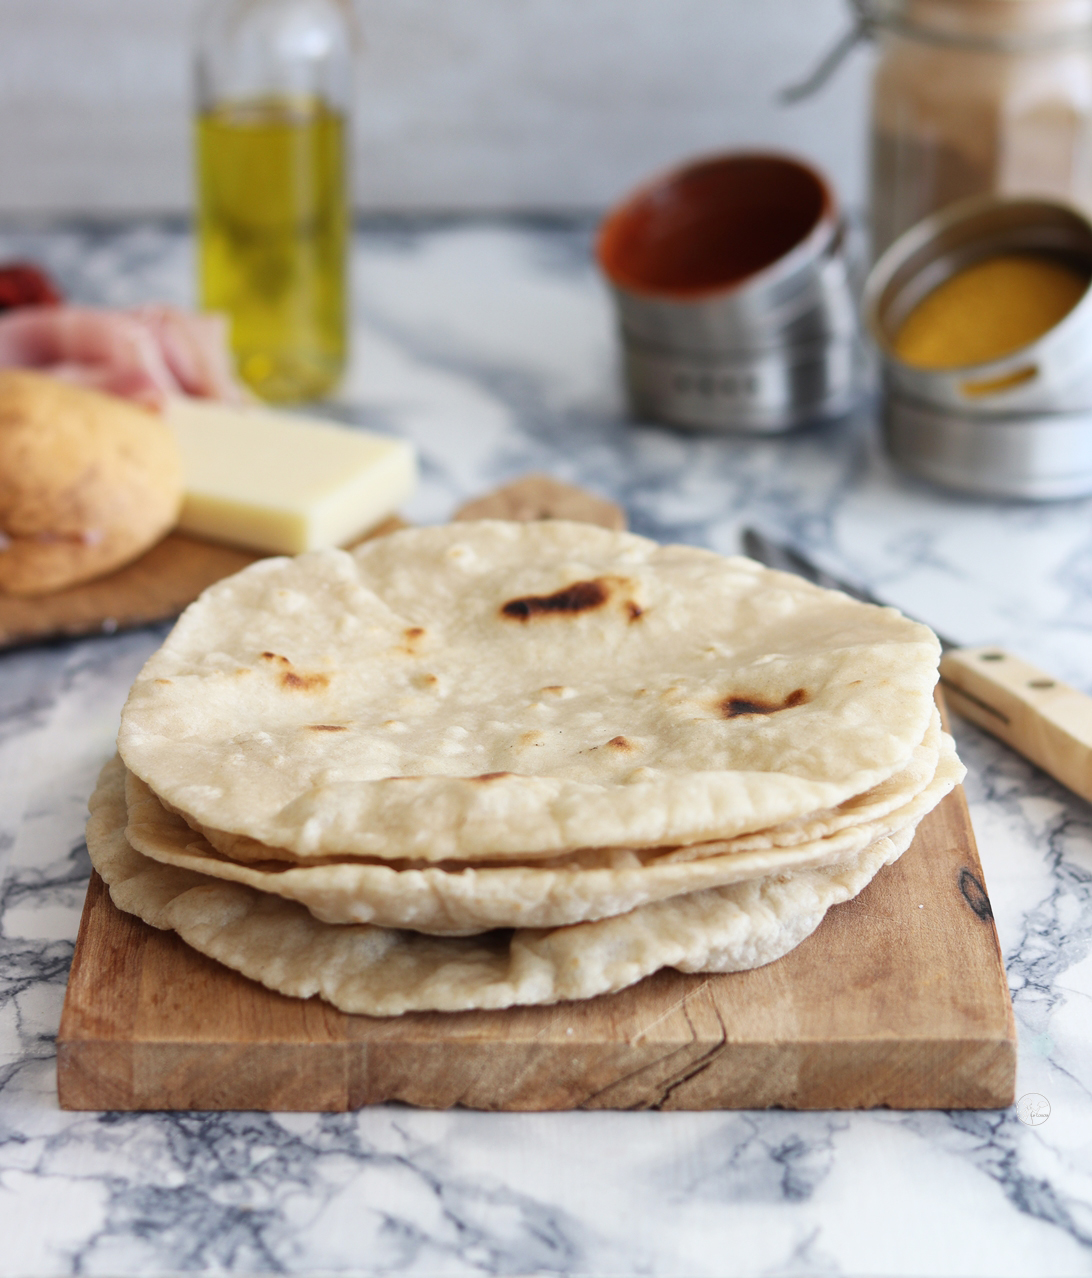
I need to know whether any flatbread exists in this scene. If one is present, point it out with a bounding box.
[117,521,940,861]
[178,708,945,867]
[89,756,917,1016]
[124,729,961,934]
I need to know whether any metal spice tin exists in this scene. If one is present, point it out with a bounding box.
[864,195,1092,499]
[596,152,861,434]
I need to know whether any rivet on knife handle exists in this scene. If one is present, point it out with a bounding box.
[940,646,1092,804]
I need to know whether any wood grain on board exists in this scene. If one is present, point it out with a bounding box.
[56,777,1017,1113]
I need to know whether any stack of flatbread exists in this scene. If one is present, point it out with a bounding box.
[87,521,963,1016]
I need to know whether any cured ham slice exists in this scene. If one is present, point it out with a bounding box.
[0,305,247,408]
[129,307,246,403]
[0,307,176,408]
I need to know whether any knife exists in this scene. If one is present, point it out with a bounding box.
[742,527,1092,806]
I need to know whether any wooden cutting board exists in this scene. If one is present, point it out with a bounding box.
[56,764,1016,1112]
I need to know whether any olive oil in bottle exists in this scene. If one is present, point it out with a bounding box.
[197,98,347,402]
[194,1,355,403]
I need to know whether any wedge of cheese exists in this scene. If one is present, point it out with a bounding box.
[167,398,416,555]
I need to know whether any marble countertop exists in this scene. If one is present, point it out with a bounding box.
[1,219,1091,1278]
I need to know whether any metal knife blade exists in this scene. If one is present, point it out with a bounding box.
[740,526,1092,805]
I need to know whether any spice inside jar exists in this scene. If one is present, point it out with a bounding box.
[869,0,1092,257]
[893,252,1091,368]
[863,195,1092,499]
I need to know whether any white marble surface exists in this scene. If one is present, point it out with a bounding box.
[1,220,1091,1277]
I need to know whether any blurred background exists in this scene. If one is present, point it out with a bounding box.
[0,0,871,218]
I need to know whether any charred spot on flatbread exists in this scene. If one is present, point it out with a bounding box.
[501,575,644,624]
[306,724,348,732]
[501,578,610,620]
[719,688,808,719]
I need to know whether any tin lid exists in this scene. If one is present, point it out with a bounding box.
[596,153,838,302]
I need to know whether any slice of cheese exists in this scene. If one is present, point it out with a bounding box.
[166,398,417,555]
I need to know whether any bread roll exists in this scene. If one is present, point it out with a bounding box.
[0,370,183,595]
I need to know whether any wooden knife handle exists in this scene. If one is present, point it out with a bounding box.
[940,646,1092,804]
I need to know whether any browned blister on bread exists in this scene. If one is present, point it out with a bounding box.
[0,371,183,595]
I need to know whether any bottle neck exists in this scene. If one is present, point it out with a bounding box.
[195,0,355,113]
[864,0,1092,49]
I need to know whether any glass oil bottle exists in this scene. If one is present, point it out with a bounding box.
[195,0,355,402]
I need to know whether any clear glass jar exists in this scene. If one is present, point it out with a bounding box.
[869,0,1092,256]
[194,0,355,402]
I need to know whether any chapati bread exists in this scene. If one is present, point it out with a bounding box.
[124,725,961,934]
[89,756,916,1016]
[117,521,940,861]
[453,473,626,529]
[183,707,945,866]
[0,370,183,595]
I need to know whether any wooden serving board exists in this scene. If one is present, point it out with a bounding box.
[56,774,1016,1112]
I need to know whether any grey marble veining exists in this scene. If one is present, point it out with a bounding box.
[0,220,1091,1278]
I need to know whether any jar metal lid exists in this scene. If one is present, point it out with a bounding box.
[865,0,1092,51]
[781,1,1092,104]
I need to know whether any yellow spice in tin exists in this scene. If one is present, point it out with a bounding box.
[893,253,1089,370]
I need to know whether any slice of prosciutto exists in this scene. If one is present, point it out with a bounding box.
[129,306,246,404]
[0,305,247,408]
